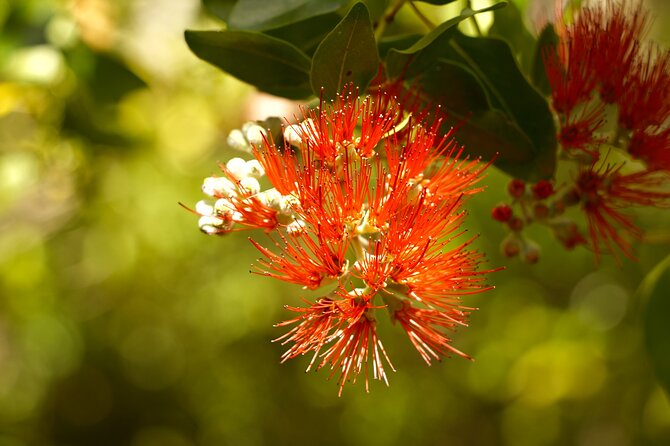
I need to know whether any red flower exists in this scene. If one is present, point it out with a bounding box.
[576,164,670,261]
[619,48,670,131]
[629,128,670,173]
[276,290,394,396]
[196,87,495,393]
[545,1,650,112]
[543,36,596,116]
[558,104,605,157]
[393,301,471,365]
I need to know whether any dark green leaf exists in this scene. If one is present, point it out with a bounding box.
[418,60,539,178]
[228,0,345,31]
[385,2,507,78]
[644,255,670,394]
[202,0,236,22]
[488,1,536,74]
[532,24,559,95]
[418,59,489,115]
[265,12,341,55]
[447,32,557,180]
[310,3,379,99]
[184,30,312,99]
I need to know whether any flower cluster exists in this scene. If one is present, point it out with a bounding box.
[192,88,494,394]
[493,0,669,263]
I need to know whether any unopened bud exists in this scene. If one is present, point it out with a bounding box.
[242,122,267,146]
[531,180,554,200]
[227,129,252,153]
[551,219,587,250]
[278,194,299,214]
[508,216,524,232]
[508,179,526,198]
[501,234,522,257]
[226,157,249,179]
[283,124,304,146]
[521,239,541,264]
[533,203,550,220]
[245,159,265,178]
[198,215,233,234]
[214,198,234,216]
[257,188,282,208]
[202,176,236,197]
[239,177,261,195]
[195,200,214,216]
[286,219,307,234]
[492,204,513,222]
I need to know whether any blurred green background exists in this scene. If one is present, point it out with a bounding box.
[1,0,670,445]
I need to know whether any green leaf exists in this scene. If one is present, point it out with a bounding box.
[385,2,507,78]
[414,0,459,4]
[417,60,539,178]
[377,34,422,59]
[419,59,489,115]
[310,3,379,99]
[202,0,236,22]
[643,254,670,394]
[531,24,559,96]
[265,12,341,55]
[488,1,536,74]
[184,30,313,99]
[446,32,557,180]
[228,0,346,31]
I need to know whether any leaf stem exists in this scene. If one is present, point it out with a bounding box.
[409,1,436,30]
[375,0,407,39]
[465,0,482,36]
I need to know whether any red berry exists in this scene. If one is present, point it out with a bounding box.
[491,204,513,222]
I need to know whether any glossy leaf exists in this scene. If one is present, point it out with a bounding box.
[488,1,536,74]
[185,30,312,99]
[447,32,557,180]
[310,3,379,99]
[418,60,539,178]
[378,34,422,59]
[643,255,670,394]
[532,24,559,95]
[385,2,507,78]
[228,0,345,31]
[265,12,341,55]
[202,0,236,22]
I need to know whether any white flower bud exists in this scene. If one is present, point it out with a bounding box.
[198,215,233,234]
[214,198,234,216]
[278,194,299,214]
[227,129,252,153]
[245,159,265,178]
[195,200,214,216]
[286,219,306,234]
[226,157,249,180]
[239,177,261,195]
[202,176,236,197]
[257,188,282,208]
[283,124,304,146]
[242,122,267,146]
